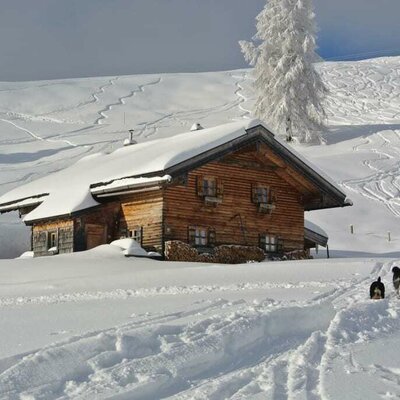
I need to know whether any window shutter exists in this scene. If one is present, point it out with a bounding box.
[251,184,258,203]
[208,228,216,246]
[216,180,224,199]
[277,239,284,254]
[188,226,196,245]
[259,234,266,249]
[197,176,205,196]
[270,189,277,204]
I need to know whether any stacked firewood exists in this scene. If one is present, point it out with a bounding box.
[164,241,198,262]
[164,241,265,264]
[214,245,265,264]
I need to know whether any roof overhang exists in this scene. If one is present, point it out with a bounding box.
[90,175,172,198]
[0,194,49,214]
[86,124,349,210]
[130,124,350,211]
[304,226,328,247]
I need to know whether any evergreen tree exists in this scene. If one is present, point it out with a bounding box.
[240,0,327,143]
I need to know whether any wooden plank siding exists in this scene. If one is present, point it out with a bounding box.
[30,142,320,257]
[32,219,74,257]
[118,190,164,252]
[74,203,121,251]
[164,145,305,253]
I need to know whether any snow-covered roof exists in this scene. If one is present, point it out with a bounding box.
[304,220,329,247]
[304,220,328,239]
[0,195,48,213]
[91,175,172,196]
[0,120,260,221]
[0,119,349,222]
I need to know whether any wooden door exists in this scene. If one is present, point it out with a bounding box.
[85,224,106,250]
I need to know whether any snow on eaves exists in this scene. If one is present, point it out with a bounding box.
[91,175,172,196]
[0,120,259,221]
[23,187,100,223]
[0,195,48,213]
[304,220,328,238]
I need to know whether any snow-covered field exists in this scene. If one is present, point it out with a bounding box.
[0,248,399,399]
[0,56,400,398]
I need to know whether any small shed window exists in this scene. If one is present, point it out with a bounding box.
[260,234,284,253]
[128,226,143,245]
[47,231,58,250]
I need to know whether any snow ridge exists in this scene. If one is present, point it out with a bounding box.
[1,261,398,399]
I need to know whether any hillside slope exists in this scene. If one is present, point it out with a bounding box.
[0,56,399,257]
[0,57,400,399]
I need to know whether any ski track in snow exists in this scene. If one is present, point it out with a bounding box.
[231,72,253,120]
[0,118,78,148]
[1,261,399,399]
[0,280,349,308]
[133,71,258,139]
[46,77,119,118]
[317,58,400,217]
[341,130,400,217]
[94,77,162,125]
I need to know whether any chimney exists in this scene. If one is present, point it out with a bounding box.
[124,129,137,146]
[190,123,204,132]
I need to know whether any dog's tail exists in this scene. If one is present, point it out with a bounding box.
[378,277,381,283]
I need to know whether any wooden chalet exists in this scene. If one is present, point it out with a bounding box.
[0,120,351,258]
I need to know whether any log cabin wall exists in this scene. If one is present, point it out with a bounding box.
[74,203,121,251]
[118,190,164,252]
[32,219,74,257]
[164,144,306,253]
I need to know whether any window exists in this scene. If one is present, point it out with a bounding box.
[252,184,272,204]
[128,226,143,245]
[256,187,268,204]
[203,178,217,197]
[197,176,223,200]
[188,227,216,247]
[252,184,276,214]
[260,234,284,254]
[47,231,57,250]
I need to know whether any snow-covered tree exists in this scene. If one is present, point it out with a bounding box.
[240,0,327,143]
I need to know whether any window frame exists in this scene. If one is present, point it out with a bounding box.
[252,184,276,214]
[188,226,217,247]
[256,186,269,204]
[203,178,217,198]
[46,230,58,250]
[197,175,224,202]
[128,226,143,245]
[259,234,284,254]
[252,184,276,204]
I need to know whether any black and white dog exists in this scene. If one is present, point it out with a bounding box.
[370,277,385,300]
[392,267,400,297]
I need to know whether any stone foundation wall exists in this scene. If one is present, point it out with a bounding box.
[164,241,265,264]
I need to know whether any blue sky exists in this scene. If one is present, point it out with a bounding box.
[0,0,399,81]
